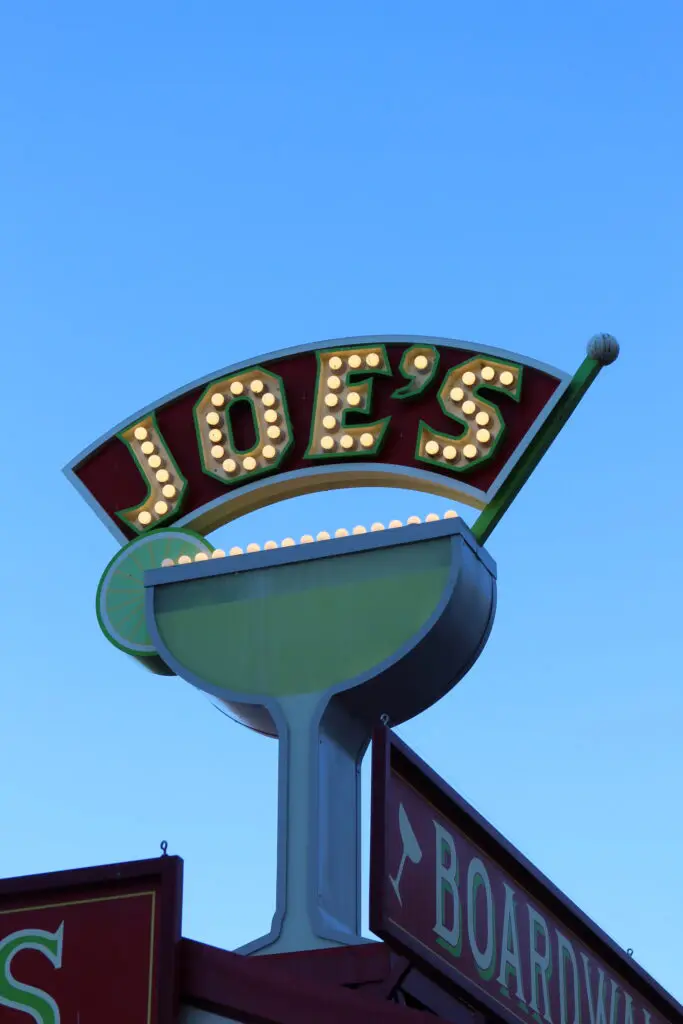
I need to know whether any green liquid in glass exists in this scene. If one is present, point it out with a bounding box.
[153,539,451,698]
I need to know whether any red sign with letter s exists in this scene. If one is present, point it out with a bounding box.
[0,858,181,1024]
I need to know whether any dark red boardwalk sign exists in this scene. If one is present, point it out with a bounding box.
[0,857,181,1024]
[370,727,682,1024]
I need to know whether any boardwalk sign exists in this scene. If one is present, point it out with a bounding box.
[370,728,683,1024]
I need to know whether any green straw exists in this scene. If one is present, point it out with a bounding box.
[471,335,619,546]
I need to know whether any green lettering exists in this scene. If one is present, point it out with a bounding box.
[0,923,64,1024]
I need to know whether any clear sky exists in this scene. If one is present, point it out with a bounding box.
[1,0,682,1003]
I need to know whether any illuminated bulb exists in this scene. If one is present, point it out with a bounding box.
[359,432,374,448]
[141,441,155,456]
[462,400,476,416]
[444,509,458,519]
[389,519,402,528]
[327,375,342,390]
[322,415,336,430]
[229,546,244,556]
[301,534,314,544]
[352,525,367,535]
[138,510,152,525]
[230,381,244,396]
[475,411,490,426]
[321,436,335,451]
[366,352,380,367]
[425,440,440,456]
[212,549,226,558]
[263,445,277,460]
[262,393,276,407]
[178,555,192,564]
[476,428,491,444]
[407,516,422,525]
[250,379,264,394]
[281,537,296,547]
[161,558,175,567]
[335,528,349,538]
[425,513,439,522]
[371,522,385,532]
[450,386,464,402]
[211,445,225,459]
[443,445,457,461]
[264,540,278,550]
[481,365,495,381]
[264,409,278,424]
[347,391,361,407]
[134,426,148,441]
[340,434,354,449]
[222,458,237,473]
[247,543,261,553]
[206,411,220,426]
[211,392,225,407]
[267,425,281,440]
[414,355,429,371]
[348,354,362,369]
[154,500,168,515]
[462,371,477,386]
[316,531,331,541]
[209,428,222,443]
[500,370,514,386]
[463,444,478,460]
[329,356,343,371]
[243,456,257,471]
[148,455,162,469]
[194,552,209,562]
[324,393,339,408]
[162,484,176,499]
[156,469,169,483]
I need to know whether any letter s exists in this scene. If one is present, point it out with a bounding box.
[0,923,64,1024]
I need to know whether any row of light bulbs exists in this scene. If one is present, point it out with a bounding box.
[160,510,459,566]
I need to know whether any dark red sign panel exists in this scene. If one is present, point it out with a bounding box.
[370,728,682,1024]
[68,339,564,541]
[0,857,182,1024]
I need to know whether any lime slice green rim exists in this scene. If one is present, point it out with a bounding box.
[96,528,214,657]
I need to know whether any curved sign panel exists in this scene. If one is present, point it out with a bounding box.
[64,335,569,544]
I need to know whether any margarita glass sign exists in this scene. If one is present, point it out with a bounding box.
[67,333,619,956]
[142,513,496,953]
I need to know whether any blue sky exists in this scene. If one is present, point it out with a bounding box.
[1,0,682,1002]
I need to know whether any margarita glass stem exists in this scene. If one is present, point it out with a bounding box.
[245,692,368,954]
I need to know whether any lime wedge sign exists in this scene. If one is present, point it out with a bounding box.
[96,528,214,672]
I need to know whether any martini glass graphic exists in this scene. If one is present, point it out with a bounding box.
[98,514,496,955]
[390,804,423,906]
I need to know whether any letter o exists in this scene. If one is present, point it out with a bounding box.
[466,857,495,973]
